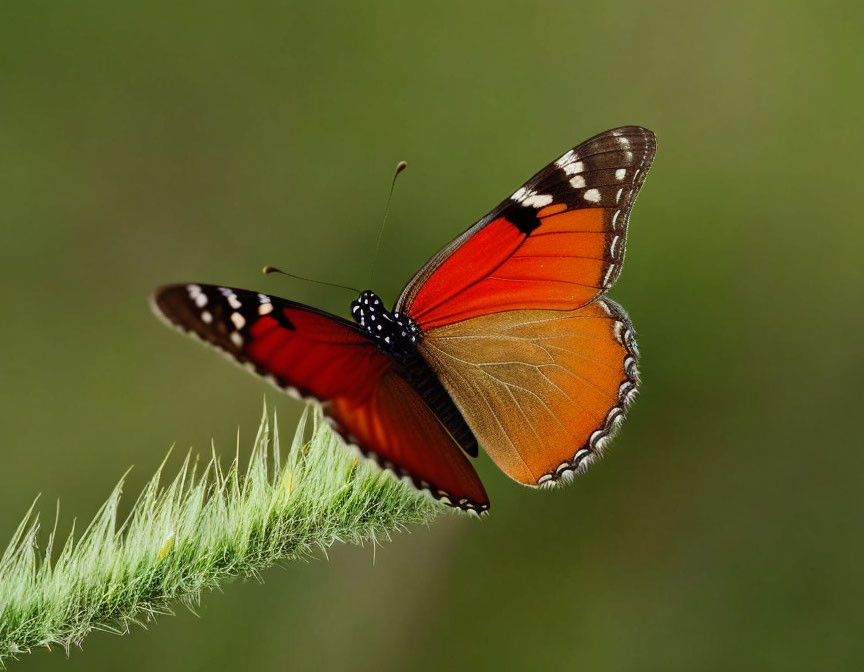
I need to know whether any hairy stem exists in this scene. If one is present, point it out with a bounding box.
[0,405,439,666]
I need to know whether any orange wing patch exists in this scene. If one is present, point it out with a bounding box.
[417,299,639,486]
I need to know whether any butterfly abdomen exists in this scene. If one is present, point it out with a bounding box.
[395,350,479,458]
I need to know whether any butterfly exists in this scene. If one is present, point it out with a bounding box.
[152,126,656,513]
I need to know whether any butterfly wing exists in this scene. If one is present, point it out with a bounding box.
[396,127,656,329]
[417,299,638,486]
[152,284,488,511]
[397,127,655,486]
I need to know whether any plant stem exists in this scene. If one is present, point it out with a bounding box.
[0,405,439,666]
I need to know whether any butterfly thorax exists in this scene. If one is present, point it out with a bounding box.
[351,290,421,359]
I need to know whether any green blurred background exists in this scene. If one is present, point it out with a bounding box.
[2,1,862,669]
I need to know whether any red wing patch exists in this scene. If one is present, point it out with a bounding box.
[152,284,487,511]
[396,127,655,330]
[330,370,488,512]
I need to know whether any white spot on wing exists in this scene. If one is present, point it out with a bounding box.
[562,160,584,176]
[523,193,553,208]
[201,310,213,324]
[258,302,273,315]
[231,312,246,330]
[230,332,244,347]
[569,175,586,189]
[511,186,553,209]
[615,168,626,181]
[584,188,601,203]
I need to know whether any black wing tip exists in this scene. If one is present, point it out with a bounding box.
[149,282,250,357]
[150,282,214,332]
[600,125,656,141]
[150,281,209,310]
[149,283,189,327]
[582,126,657,159]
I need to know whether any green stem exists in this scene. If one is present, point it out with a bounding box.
[0,405,439,666]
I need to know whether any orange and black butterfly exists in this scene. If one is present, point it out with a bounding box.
[152,126,656,513]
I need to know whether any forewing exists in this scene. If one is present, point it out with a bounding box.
[152,283,384,401]
[417,299,639,486]
[152,283,488,511]
[396,127,655,330]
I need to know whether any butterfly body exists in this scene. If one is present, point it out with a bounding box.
[153,127,656,512]
[351,290,421,360]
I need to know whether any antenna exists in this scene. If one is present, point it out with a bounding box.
[370,160,408,286]
[262,265,360,295]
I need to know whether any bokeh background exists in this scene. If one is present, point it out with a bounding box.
[2,1,862,669]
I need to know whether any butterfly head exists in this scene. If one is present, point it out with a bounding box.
[351,290,421,358]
